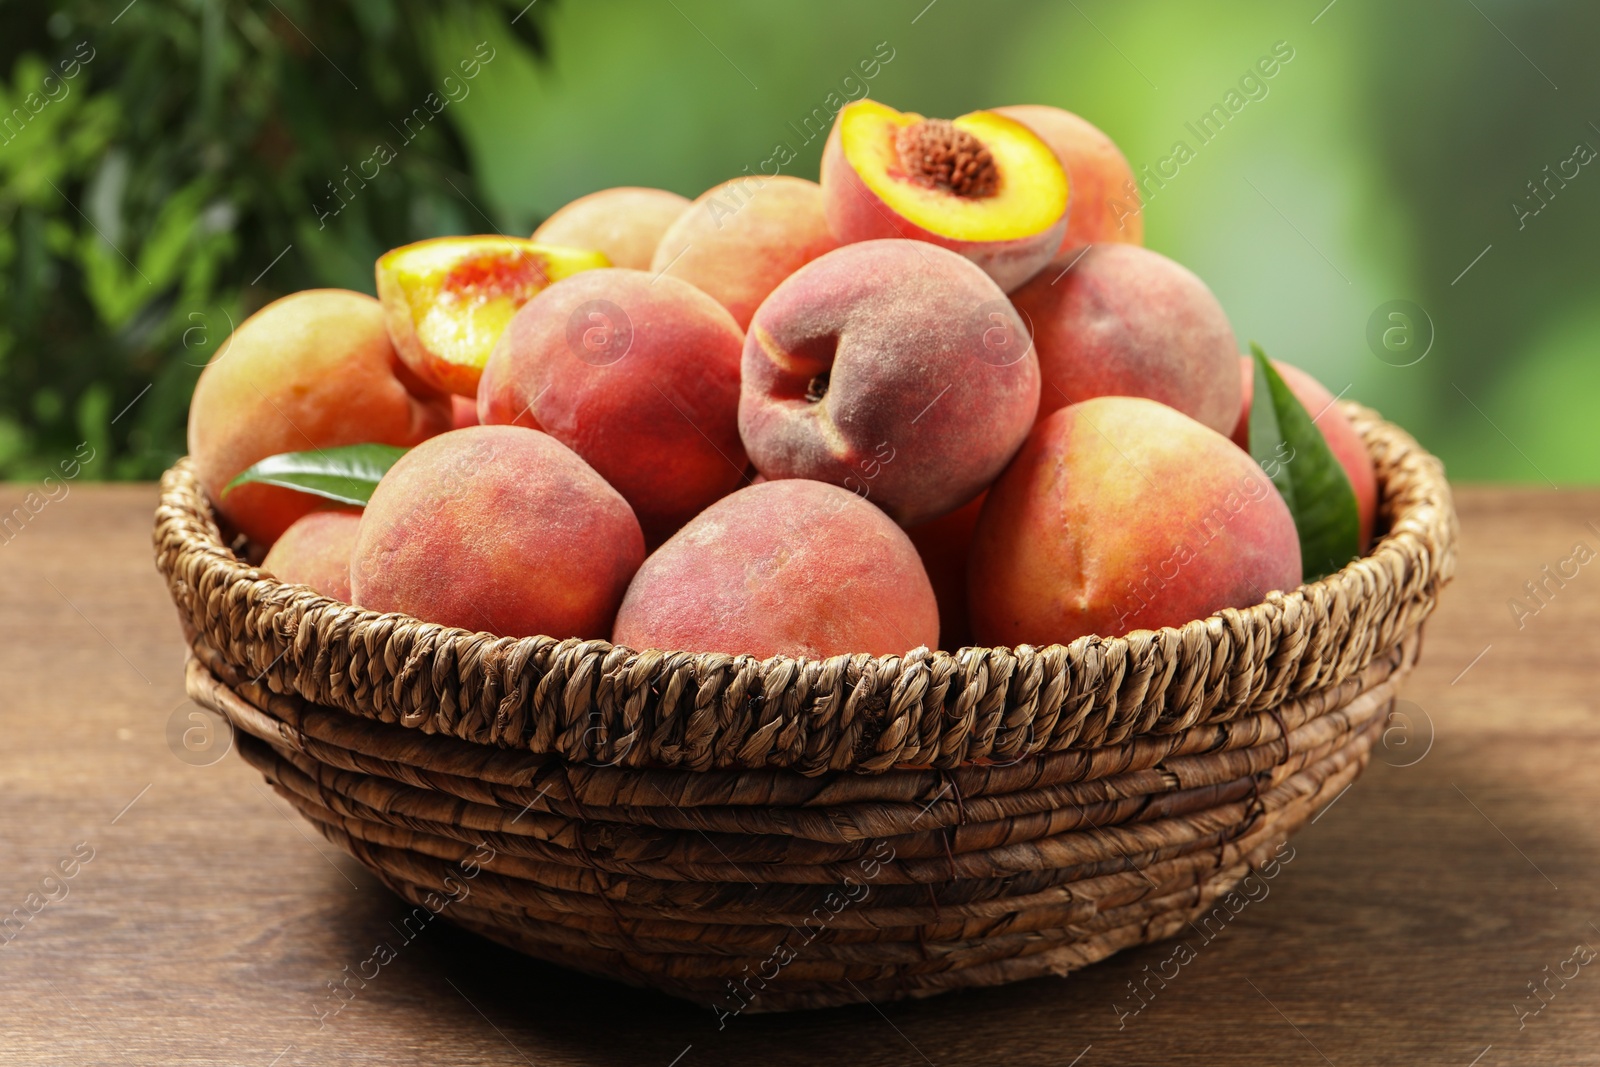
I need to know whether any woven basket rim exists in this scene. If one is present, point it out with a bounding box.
[154,400,1457,773]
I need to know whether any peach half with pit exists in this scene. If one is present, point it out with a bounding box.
[376,236,608,397]
[820,99,1068,291]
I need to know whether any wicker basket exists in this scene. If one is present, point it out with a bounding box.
[154,402,1456,1012]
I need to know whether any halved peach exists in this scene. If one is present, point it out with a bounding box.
[376,236,608,396]
[820,99,1068,291]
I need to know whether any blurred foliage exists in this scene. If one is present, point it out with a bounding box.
[0,0,551,480]
[3,0,1597,483]
[441,0,1600,485]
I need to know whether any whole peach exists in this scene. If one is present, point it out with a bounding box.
[478,269,747,544]
[1011,243,1240,435]
[1231,356,1378,549]
[188,290,452,546]
[261,511,360,601]
[350,426,644,639]
[906,493,985,652]
[740,240,1039,527]
[969,397,1301,646]
[650,175,838,329]
[533,187,690,270]
[612,480,939,659]
[993,105,1143,249]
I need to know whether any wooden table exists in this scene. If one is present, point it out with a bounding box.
[2,485,1596,1066]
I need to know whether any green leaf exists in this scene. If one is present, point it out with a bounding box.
[1247,344,1361,581]
[223,443,408,507]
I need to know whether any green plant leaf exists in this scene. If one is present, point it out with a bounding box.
[223,443,408,507]
[1247,343,1361,581]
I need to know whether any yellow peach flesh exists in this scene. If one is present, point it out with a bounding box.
[376,237,608,395]
[839,99,1067,242]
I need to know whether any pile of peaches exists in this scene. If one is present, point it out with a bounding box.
[187,99,1377,658]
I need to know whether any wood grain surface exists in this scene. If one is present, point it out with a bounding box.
[1,484,1597,1066]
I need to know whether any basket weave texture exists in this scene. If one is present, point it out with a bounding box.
[155,403,1456,1011]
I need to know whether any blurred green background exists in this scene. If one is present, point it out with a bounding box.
[2,0,1595,484]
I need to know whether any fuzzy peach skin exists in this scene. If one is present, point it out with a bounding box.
[820,99,1068,292]
[739,239,1040,527]
[188,289,452,547]
[1010,243,1240,435]
[350,426,644,639]
[478,269,747,544]
[906,492,985,652]
[993,104,1142,249]
[969,397,1301,646]
[533,187,690,270]
[649,176,838,330]
[612,479,939,659]
[450,394,479,429]
[1231,356,1378,549]
[260,510,360,601]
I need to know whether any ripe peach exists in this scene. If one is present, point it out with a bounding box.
[188,289,452,546]
[820,99,1068,291]
[993,104,1142,249]
[906,493,985,652]
[478,269,747,544]
[1231,356,1378,549]
[612,479,938,659]
[1010,243,1240,435]
[969,397,1301,646]
[532,186,690,270]
[376,236,608,397]
[739,239,1040,527]
[260,510,360,601]
[649,175,837,329]
[450,394,479,429]
[350,426,643,639]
